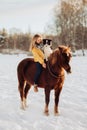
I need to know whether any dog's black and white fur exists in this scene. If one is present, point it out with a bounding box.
[43,39,53,61]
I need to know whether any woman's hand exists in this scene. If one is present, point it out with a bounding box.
[42,63,46,68]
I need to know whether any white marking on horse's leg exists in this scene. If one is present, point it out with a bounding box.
[20,101,25,110]
[54,105,59,116]
[20,81,27,109]
[23,97,28,108]
[44,104,49,116]
[24,81,26,89]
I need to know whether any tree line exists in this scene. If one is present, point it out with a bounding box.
[0,28,31,51]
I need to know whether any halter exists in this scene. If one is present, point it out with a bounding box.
[47,60,64,79]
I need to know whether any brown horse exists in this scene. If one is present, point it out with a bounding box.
[17,45,72,115]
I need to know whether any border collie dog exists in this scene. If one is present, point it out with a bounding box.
[43,39,53,61]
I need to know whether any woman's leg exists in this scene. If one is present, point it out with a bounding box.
[34,62,42,84]
[34,62,42,92]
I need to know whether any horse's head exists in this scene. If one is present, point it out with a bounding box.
[48,45,72,74]
[58,45,72,73]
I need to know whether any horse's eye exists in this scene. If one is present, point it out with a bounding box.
[62,53,67,57]
[62,52,71,58]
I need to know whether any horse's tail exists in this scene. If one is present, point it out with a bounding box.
[17,63,24,92]
[17,58,33,91]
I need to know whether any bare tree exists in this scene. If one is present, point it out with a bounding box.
[50,0,87,52]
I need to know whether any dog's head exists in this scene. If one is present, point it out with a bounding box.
[43,39,52,47]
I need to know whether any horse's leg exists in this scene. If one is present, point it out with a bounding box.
[44,88,50,116]
[54,87,62,115]
[18,80,25,110]
[24,83,31,107]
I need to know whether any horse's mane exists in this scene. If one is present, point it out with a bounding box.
[48,48,60,66]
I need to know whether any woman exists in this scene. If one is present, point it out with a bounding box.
[30,34,46,92]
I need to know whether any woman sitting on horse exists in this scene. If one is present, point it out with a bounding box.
[29,34,46,92]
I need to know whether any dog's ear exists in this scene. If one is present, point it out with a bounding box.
[48,39,52,45]
[43,39,46,45]
[43,39,52,45]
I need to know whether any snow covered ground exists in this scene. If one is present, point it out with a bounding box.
[0,53,87,130]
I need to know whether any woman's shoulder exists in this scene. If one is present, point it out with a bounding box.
[32,47,39,52]
[32,46,38,50]
[32,46,43,54]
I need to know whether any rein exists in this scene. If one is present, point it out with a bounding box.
[47,60,64,79]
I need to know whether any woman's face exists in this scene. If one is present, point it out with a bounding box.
[36,37,42,44]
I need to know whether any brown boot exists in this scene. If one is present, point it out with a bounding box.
[34,84,38,92]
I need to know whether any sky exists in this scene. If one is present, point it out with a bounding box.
[0,0,58,33]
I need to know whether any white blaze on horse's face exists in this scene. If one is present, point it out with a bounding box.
[65,47,72,59]
[67,53,69,57]
[66,51,72,57]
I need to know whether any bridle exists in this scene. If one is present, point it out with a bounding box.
[47,60,64,79]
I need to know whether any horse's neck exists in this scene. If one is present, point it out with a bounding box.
[48,58,62,75]
[48,49,65,76]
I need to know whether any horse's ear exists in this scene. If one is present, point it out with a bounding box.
[58,45,71,52]
[67,45,71,49]
[58,46,63,53]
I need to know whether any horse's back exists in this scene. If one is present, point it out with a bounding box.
[17,57,45,87]
[17,58,34,70]
[17,58,34,81]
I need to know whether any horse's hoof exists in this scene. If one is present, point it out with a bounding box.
[54,112,59,116]
[20,106,26,110]
[54,110,60,116]
[25,104,28,108]
[44,111,49,116]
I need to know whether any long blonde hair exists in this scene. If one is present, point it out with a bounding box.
[29,34,41,51]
